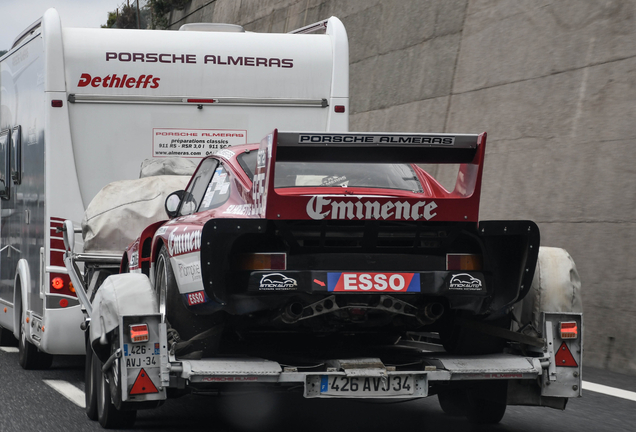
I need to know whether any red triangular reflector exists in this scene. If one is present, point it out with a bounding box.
[130,368,159,395]
[555,342,578,367]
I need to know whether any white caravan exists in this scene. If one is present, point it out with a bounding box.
[0,8,349,368]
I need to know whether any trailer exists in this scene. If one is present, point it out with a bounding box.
[63,130,583,428]
[0,8,349,369]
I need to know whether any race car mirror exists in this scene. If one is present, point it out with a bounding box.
[165,190,185,218]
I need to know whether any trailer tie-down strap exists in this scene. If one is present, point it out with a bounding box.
[171,326,222,355]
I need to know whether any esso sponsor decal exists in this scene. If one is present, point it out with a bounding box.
[328,273,420,293]
[186,290,207,306]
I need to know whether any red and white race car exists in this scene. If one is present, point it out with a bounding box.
[122,130,540,357]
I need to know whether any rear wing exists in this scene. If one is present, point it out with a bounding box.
[249,130,487,222]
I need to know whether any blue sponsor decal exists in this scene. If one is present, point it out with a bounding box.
[321,375,328,393]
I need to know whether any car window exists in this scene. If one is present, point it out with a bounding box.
[179,158,218,216]
[238,151,422,193]
[198,164,232,211]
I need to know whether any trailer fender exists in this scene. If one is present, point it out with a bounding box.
[13,259,31,340]
[513,247,582,334]
[89,273,157,362]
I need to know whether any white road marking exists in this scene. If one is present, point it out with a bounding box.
[583,381,636,402]
[44,379,86,408]
[0,347,18,353]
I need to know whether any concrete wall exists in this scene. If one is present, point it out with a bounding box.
[165,0,636,375]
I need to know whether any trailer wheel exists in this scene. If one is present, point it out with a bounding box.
[437,388,468,416]
[465,381,507,425]
[156,246,221,356]
[96,335,137,428]
[18,300,53,370]
[85,333,98,420]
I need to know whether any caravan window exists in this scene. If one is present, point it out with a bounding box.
[0,129,10,199]
[11,125,21,185]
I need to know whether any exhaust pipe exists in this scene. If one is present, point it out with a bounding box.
[281,302,304,324]
[417,302,445,325]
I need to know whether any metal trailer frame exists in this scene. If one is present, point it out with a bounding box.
[63,220,583,411]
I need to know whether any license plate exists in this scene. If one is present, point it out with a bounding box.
[320,375,414,397]
[123,343,160,369]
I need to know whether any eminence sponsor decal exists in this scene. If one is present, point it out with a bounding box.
[328,273,420,293]
[259,273,298,291]
[167,227,202,257]
[448,273,483,291]
[299,134,455,145]
[307,196,437,221]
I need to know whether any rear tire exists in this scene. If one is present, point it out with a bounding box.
[85,334,98,420]
[96,334,137,429]
[465,381,507,425]
[437,388,468,416]
[18,300,53,370]
[155,246,221,356]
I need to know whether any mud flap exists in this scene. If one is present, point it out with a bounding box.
[119,314,168,403]
[541,312,583,398]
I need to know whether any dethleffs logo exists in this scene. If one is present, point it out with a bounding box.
[306,196,438,221]
[77,73,160,89]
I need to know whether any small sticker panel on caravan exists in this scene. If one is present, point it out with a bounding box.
[153,128,247,158]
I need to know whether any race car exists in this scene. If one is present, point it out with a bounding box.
[122,130,540,358]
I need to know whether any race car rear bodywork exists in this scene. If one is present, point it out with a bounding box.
[128,131,539,350]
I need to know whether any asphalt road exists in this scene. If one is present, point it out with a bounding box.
[0,347,634,432]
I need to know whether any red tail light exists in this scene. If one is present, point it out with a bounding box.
[236,253,287,270]
[130,324,150,343]
[446,254,482,271]
[50,273,76,298]
[560,322,578,339]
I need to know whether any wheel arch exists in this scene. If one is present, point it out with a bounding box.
[13,259,31,340]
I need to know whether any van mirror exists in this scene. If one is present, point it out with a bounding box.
[165,190,185,218]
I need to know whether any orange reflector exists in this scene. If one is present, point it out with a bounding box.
[26,317,30,324]
[52,277,64,290]
[69,282,75,293]
[237,253,286,270]
[130,324,149,343]
[560,321,578,339]
[555,342,578,367]
[129,368,159,395]
[446,254,483,271]
[59,299,69,308]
